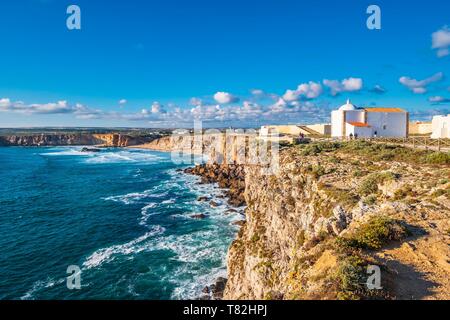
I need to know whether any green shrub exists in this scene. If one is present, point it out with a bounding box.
[329,156,341,164]
[393,185,416,200]
[337,216,408,251]
[358,171,398,196]
[335,255,366,300]
[423,152,450,165]
[311,165,326,178]
[358,177,380,196]
[363,194,377,205]
[352,169,366,178]
[251,233,260,243]
[322,186,360,210]
[300,142,342,156]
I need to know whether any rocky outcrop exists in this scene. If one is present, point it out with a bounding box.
[200,277,228,300]
[0,133,154,147]
[92,134,152,147]
[185,163,246,207]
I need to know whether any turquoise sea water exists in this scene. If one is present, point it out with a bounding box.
[0,147,243,300]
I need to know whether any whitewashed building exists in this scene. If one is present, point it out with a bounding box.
[431,114,450,139]
[331,100,409,138]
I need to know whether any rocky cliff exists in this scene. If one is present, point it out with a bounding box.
[218,141,449,300]
[185,163,246,207]
[0,133,153,147]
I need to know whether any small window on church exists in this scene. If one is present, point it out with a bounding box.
[383,125,387,130]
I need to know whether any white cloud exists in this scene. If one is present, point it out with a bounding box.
[342,78,363,91]
[151,101,166,114]
[0,93,332,126]
[399,72,444,94]
[0,98,12,109]
[323,77,363,96]
[213,91,239,104]
[428,96,450,104]
[119,99,127,105]
[282,89,299,102]
[0,98,107,119]
[29,101,72,114]
[282,81,323,101]
[432,27,450,57]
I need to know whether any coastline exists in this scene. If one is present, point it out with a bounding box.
[182,164,247,299]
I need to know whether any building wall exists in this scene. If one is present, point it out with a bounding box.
[332,110,365,137]
[345,110,365,123]
[409,122,432,135]
[262,125,330,137]
[431,115,450,139]
[306,124,332,135]
[276,126,303,135]
[331,110,344,137]
[346,124,373,138]
[366,112,408,137]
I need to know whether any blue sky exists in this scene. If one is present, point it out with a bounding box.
[0,0,449,128]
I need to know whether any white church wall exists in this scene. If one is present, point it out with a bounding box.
[345,110,365,123]
[331,110,344,137]
[353,126,373,138]
[345,124,372,138]
[367,112,408,137]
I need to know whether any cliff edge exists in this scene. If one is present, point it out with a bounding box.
[223,141,450,300]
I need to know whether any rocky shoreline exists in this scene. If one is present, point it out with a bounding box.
[184,163,247,300]
[184,163,246,207]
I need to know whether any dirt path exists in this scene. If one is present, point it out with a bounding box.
[375,226,450,300]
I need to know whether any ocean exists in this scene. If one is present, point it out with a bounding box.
[0,146,243,300]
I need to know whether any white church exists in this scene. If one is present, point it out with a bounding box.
[331,100,409,138]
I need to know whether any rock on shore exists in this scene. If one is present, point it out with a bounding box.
[184,163,246,207]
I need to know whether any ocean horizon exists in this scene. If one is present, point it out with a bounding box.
[0,146,243,300]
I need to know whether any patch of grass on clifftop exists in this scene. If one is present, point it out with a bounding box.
[299,142,341,156]
[336,216,408,251]
[357,171,398,197]
[423,152,450,165]
[296,140,449,167]
[341,140,450,165]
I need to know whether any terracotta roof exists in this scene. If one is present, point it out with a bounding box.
[364,107,406,113]
[347,122,370,127]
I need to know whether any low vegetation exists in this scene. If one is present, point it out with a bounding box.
[357,171,398,197]
[298,140,450,166]
[299,142,341,156]
[334,255,367,300]
[336,216,408,251]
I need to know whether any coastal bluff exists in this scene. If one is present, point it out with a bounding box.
[222,142,449,300]
[180,137,449,300]
[0,133,153,147]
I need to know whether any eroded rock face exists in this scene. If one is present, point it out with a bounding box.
[0,133,153,147]
[0,134,104,146]
[185,163,246,207]
[222,146,450,300]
